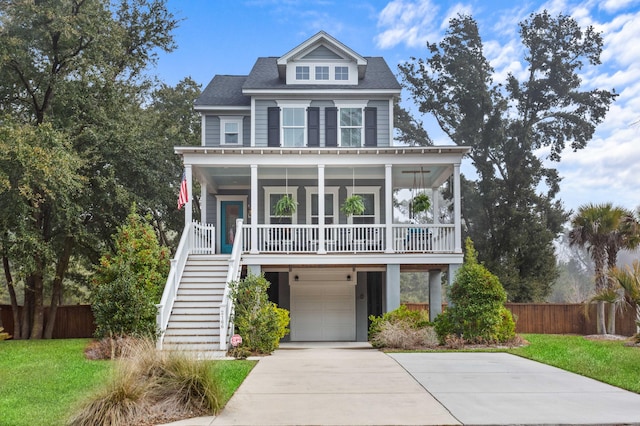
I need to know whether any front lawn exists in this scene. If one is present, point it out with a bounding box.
[0,339,255,426]
[508,334,640,393]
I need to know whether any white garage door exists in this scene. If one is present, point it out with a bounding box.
[290,284,355,341]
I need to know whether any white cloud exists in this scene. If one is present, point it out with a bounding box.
[375,0,441,48]
[440,3,474,29]
[601,0,640,13]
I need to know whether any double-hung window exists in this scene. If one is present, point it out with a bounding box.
[282,108,305,147]
[340,108,362,147]
[220,117,242,145]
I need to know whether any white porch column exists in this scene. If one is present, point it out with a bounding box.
[453,163,462,253]
[428,269,442,321]
[184,164,193,225]
[250,165,259,254]
[318,164,326,254]
[200,183,207,224]
[432,186,439,224]
[385,164,393,253]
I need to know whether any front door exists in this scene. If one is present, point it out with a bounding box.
[221,200,243,254]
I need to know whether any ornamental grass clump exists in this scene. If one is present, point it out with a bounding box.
[69,339,223,426]
[434,238,516,345]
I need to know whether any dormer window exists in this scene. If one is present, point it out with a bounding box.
[296,66,309,80]
[315,66,329,80]
[335,66,349,80]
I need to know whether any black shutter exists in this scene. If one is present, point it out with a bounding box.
[364,107,377,147]
[325,107,338,147]
[267,107,280,147]
[307,107,319,147]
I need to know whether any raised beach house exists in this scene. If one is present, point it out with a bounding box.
[157,31,468,352]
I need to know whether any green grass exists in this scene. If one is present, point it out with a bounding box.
[0,339,255,426]
[213,359,256,404]
[0,339,111,426]
[508,334,640,393]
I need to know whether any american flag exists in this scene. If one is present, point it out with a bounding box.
[177,170,188,210]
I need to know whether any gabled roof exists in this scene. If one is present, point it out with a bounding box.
[276,31,368,79]
[242,57,401,92]
[194,75,250,109]
[194,32,401,108]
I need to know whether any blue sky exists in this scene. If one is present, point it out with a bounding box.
[152,0,640,215]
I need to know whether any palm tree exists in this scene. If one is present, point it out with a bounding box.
[568,203,638,334]
[609,261,640,339]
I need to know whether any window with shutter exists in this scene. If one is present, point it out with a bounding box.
[267,107,280,147]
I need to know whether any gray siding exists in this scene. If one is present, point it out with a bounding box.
[302,45,343,60]
[367,100,390,147]
[255,100,277,147]
[203,115,250,147]
[204,115,220,147]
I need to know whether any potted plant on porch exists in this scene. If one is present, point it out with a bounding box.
[340,194,365,217]
[273,194,298,217]
[411,193,431,215]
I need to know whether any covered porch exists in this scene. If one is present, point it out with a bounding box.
[176,146,468,257]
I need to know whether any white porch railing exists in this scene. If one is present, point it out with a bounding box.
[392,224,455,253]
[242,223,454,254]
[156,221,216,350]
[219,219,243,351]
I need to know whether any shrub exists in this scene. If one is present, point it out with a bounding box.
[91,264,158,339]
[91,204,169,339]
[368,305,432,348]
[230,273,290,354]
[370,320,439,349]
[434,238,516,344]
[368,304,430,340]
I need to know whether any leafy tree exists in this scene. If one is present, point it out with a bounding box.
[0,0,179,338]
[0,120,85,339]
[393,97,432,146]
[399,12,616,302]
[91,205,170,338]
[434,238,515,343]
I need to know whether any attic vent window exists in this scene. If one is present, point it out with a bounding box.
[296,66,309,80]
[315,66,329,80]
[335,66,349,80]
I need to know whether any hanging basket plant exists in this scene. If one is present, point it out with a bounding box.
[341,194,365,217]
[273,194,297,217]
[411,193,431,214]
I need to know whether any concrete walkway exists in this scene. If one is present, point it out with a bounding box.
[160,345,640,425]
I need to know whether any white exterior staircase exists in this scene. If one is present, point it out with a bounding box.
[162,254,230,355]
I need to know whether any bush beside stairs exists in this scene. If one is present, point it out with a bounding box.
[163,254,230,357]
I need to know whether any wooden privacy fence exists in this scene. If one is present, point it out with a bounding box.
[1,303,638,338]
[404,303,638,336]
[0,305,95,339]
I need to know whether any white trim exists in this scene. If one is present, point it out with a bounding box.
[200,115,206,146]
[305,186,339,224]
[264,186,299,224]
[346,186,380,224]
[219,116,243,145]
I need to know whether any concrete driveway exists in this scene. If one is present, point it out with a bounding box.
[162,344,640,425]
